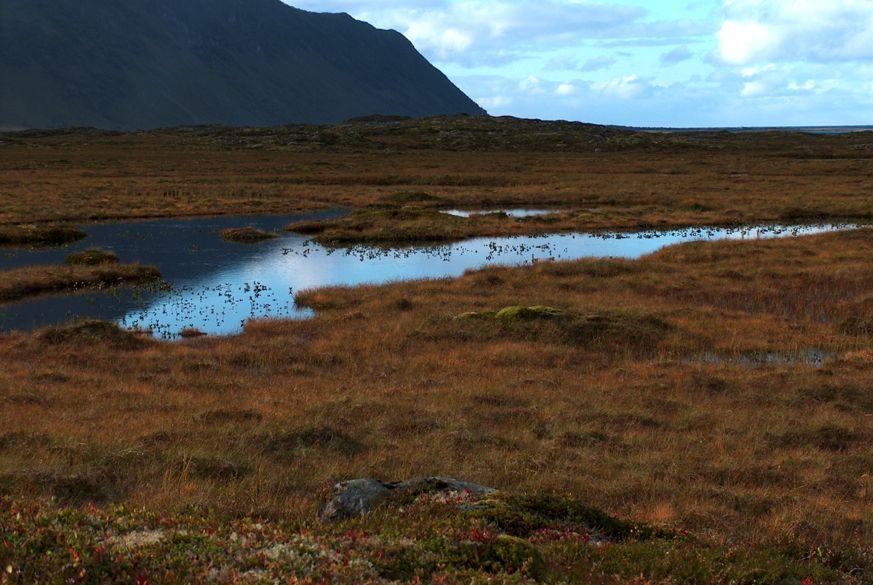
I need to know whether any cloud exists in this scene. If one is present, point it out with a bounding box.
[545,54,618,72]
[660,46,694,65]
[592,75,649,99]
[285,1,872,126]
[718,0,873,65]
[288,0,707,66]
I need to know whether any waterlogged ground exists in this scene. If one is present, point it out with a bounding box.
[0,214,855,338]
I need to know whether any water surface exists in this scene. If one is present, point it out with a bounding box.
[441,209,556,218]
[0,215,854,339]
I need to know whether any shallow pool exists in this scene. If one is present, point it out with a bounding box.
[0,214,855,338]
[441,209,556,218]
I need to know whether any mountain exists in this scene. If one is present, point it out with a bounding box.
[0,0,485,130]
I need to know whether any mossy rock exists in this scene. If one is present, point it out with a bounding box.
[494,306,564,322]
[65,248,119,266]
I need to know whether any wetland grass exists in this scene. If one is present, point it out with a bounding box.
[1,228,869,582]
[219,226,278,243]
[0,263,161,303]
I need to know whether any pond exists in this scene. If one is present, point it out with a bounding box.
[0,213,855,339]
[441,209,556,218]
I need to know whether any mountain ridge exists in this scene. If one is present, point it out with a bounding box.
[0,0,485,129]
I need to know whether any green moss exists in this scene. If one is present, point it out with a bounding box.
[375,535,545,581]
[494,306,564,322]
[466,493,656,541]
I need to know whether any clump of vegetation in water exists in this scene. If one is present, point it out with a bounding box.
[65,248,119,266]
[0,264,161,303]
[0,225,86,247]
[220,226,278,243]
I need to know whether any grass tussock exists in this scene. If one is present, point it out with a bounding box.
[33,320,150,350]
[65,248,119,265]
[219,226,278,243]
[0,263,161,303]
[0,225,86,247]
[441,306,675,354]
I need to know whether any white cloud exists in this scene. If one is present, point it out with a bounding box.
[718,20,777,65]
[718,0,873,65]
[741,80,767,97]
[478,95,512,109]
[593,75,647,99]
[518,76,544,93]
[555,83,576,96]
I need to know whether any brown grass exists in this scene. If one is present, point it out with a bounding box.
[0,263,161,302]
[0,229,869,566]
[1,121,870,234]
[65,248,119,266]
[0,225,86,247]
[219,226,278,243]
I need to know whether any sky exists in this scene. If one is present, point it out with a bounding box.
[286,0,873,127]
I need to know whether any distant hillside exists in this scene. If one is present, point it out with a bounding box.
[0,0,485,130]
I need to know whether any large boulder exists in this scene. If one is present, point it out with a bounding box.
[319,477,495,521]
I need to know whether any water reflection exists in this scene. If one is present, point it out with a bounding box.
[441,209,556,218]
[0,215,856,339]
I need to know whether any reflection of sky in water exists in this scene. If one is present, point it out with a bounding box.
[441,209,555,218]
[0,216,855,339]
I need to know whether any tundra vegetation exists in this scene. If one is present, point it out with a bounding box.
[220,226,279,243]
[0,118,870,583]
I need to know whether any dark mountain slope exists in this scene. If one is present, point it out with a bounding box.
[0,0,485,129]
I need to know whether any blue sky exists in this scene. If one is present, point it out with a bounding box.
[287,0,873,127]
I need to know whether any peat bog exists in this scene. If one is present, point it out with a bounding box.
[0,119,871,583]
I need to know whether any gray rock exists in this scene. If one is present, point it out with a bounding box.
[319,479,391,521]
[392,477,495,496]
[319,476,495,521]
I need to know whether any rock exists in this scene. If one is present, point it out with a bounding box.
[319,479,391,521]
[319,476,496,521]
[393,477,495,497]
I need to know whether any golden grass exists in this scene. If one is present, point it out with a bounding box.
[219,226,279,243]
[0,263,160,302]
[0,229,869,566]
[0,124,870,234]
